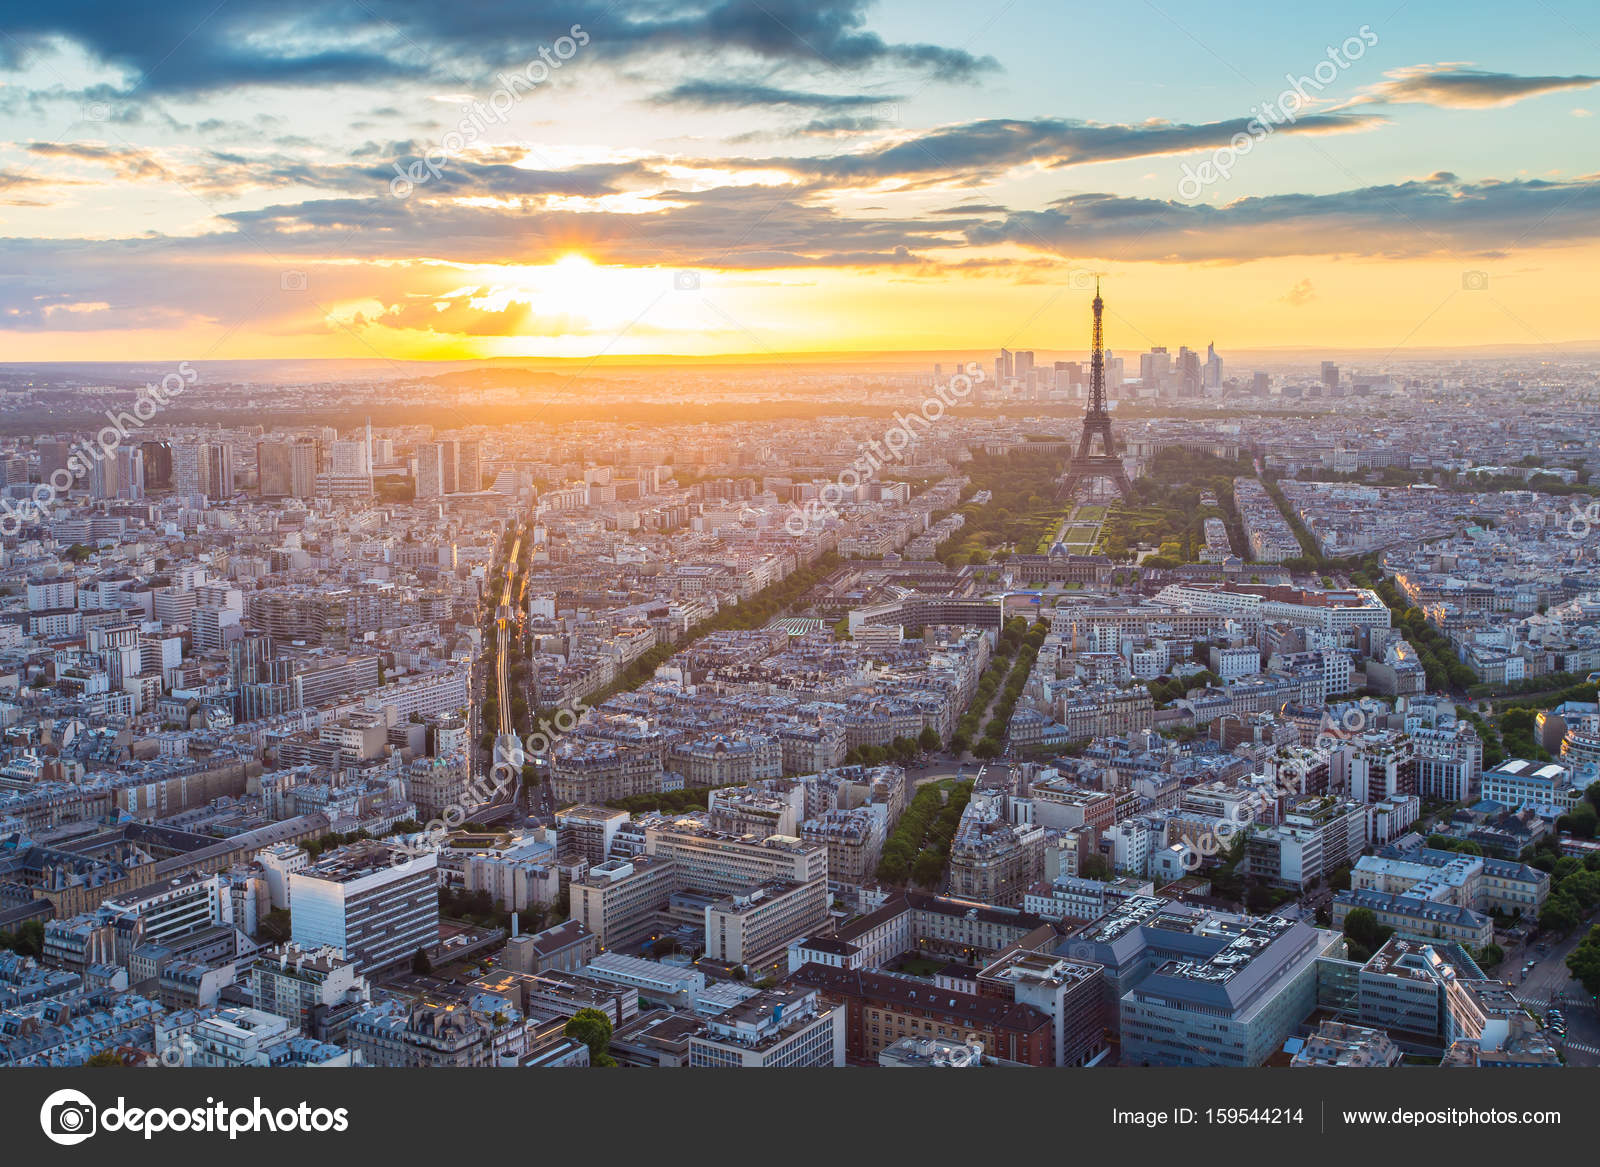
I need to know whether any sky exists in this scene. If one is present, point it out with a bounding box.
[0,0,1596,363]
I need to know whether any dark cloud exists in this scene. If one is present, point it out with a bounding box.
[733,113,1381,184]
[211,182,983,268]
[967,174,1600,262]
[19,139,656,200]
[355,156,657,199]
[655,80,898,111]
[346,290,590,338]
[797,115,894,135]
[1354,64,1600,108]
[2,0,992,96]
[5,161,1596,339]
[0,184,985,334]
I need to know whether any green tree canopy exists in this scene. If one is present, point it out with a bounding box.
[564,1007,616,1067]
[1343,907,1393,956]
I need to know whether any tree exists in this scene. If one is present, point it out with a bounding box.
[1079,855,1111,881]
[1539,893,1580,935]
[1343,907,1393,955]
[564,1007,615,1066]
[0,918,45,957]
[1564,869,1600,913]
[1245,882,1279,914]
[1567,927,1600,994]
[257,909,291,944]
[1560,801,1599,840]
[912,850,945,888]
[918,726,942,753]
[411,947,433,975]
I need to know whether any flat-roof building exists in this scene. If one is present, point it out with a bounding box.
[288,844,438,974]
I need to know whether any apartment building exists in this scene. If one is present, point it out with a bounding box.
[288,844,439,974]
[249,943,369,1043]
[976,949,1107,1067]
[799,807,884,887]
[570,856,679,950]
[947,793,1046,907]
[1480,757,1586,812]
[704,879,831,975]
[645,825,828,898]
[1244,796,1366,890]
[787,962,1055,1066]
[687,985,844,1068]
[1119,915,1344,1067]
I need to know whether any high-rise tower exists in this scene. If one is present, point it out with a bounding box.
[1058,282,1133,501]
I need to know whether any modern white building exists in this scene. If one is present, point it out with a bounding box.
[686,986,844,1068]
[1480,757,1587,812]
[289,843,439,974]
[583,952,706,1010]
[257,841,309,910]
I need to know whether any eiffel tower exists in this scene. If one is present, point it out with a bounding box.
[1057,280,1133,501]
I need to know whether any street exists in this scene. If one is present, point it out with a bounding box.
[1512,917,1600,1064]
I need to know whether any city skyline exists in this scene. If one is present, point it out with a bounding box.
[8,0,1600,1137]
[0,0,1595,361]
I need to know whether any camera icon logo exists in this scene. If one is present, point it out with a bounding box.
[40,1088,97,1146]
[673,270,700,291]
[1461,270,1489,291]
[280,270,308,292]
[81,102,111,123]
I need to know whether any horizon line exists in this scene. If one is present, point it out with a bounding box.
[4,336,1599,371]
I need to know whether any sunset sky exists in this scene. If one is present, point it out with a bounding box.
[0,0,1596,362]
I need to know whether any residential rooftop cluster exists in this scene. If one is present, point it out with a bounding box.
[0,360,1597,1070]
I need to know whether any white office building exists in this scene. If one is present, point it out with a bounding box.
[289,844,439,974]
